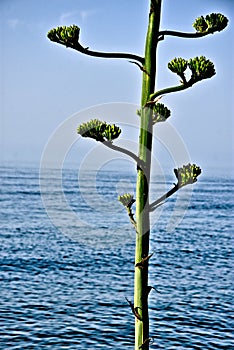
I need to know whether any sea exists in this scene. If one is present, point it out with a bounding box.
[0,165,233,349]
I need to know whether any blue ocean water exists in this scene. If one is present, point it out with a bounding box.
[0,166,233,349]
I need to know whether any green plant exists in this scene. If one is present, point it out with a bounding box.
[47,2,228,349]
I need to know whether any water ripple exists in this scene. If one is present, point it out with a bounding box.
[0,167,233,349]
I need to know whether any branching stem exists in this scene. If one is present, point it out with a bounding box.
[103,141,146,171]
[158,29,215,40]
[126,206,137,230]
[65,42,144,64]
[149,183,179,211]
[149,180,195,211]
[149,81,193,102]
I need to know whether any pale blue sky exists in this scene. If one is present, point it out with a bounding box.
[0,0,233,175]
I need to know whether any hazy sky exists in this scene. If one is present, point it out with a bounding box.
[0,0,233,175]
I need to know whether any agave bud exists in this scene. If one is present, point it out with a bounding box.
[193,13,228,33]
[168,58,188,75]
[47,25,80,46]
[193,16,208,33]
[118,193,135,208]
[77,119,121,142]
[205,13,228,32]
[174,163,201,187]
[188,56,215,82]
[103,124,121,141]
[152,103,171,124]
[77,119,105,141]
[168,58,188,83]
[47,28,58,42]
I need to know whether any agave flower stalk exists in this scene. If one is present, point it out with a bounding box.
[47,2,228,349]
[134,1,161,347]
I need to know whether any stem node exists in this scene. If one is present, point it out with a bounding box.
[135,253,154,268]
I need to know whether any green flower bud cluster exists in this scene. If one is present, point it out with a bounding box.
[174,163,201,187]
[193,16,207,33]
[168,57,188,80]
[152,103,171,124]
[193,13,228,33]
[168,56,215,83]
[103,123,122,141]
[188,56,215,82]
[205,13,228,32]
[77,119,121,142]
[47,25,80,46]
[118,193,135,208]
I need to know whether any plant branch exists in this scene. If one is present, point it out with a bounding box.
[126,206,137,230]
[149,183,179,211]
[149,162,200,210]
[159,12,229,40]
[64,41,145,64]
[103,141,146,171]
[158,29,215,40]
[149,81,193,102]
[118,194,137,230]
[149,55,216,103]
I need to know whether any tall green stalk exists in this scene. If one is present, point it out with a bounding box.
[134,1,161,348]
[47,3,228,349]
